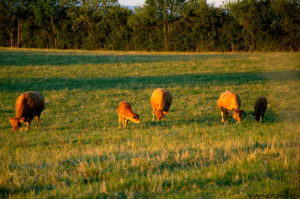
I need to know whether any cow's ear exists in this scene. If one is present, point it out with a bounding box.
[19,117,26,122]
[163,111,168,115]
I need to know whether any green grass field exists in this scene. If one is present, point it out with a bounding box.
[0,48,299,198]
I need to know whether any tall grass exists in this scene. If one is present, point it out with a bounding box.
[0,49,299,198]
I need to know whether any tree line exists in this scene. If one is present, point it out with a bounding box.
[1,0,299,51]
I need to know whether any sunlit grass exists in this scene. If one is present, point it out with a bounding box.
[0,49,299,198]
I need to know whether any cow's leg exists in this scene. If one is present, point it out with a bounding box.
[35,115,40,129]
[225,111,229,123]
[259,112,264,123]
[221,108,228,123]
[220,108,225,123]
[26,122,30,131]
[119,116,122,128]
[152,108,156,121]
[221,111,225,123]
[122,117,126,128]
[261,111,265,122]
[124,119,128,128]
[122,118,126,128]
[120,116,125,128]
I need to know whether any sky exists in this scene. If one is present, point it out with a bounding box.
[118,0,226,7]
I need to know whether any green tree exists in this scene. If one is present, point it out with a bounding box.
[30,0,62,48]
[0,0,32,47]
[271,0,300,51]
[0,0,298,51]
[129,0,185,51]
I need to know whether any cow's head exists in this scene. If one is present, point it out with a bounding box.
[233,110,246,122]
[129,114,140,124]
[9,117,23,131]
[155,110,168,121]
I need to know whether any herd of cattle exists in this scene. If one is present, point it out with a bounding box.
[9,89,268,131]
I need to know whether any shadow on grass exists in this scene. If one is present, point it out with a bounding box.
[246,108,299,123]
[0,109,14,114]
[144,115,219,127]
[276,111,300,122]
[258,108,279,123]
[129,108,284,127]
[173,115,219,126]
[0,185,54,198]
[0,52,228,66]
[1,70,299,92]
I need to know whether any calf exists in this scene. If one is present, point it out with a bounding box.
[9,91,45,131]
[217,90,245,123]
[118,101,140,128]
[150,88,172,121]
[253,96,267,122]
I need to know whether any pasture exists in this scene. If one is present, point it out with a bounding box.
[0,48,299,198]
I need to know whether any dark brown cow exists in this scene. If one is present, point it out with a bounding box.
[253,96,267,122]
[9,91,45,131]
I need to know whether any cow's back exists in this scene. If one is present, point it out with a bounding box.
[217,91,241,110]
[118,101,133,117]
[16,91,45,118]
[162,90,172,112]
[254,97,267,113]
[151,88,172,111]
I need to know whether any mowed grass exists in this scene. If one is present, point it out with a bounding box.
[0,48,299,198]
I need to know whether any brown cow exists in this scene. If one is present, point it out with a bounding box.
[150,88,172,121]
[217,90,245,123]
[253,96,267,122]
[9,91,45,131]
[118,101,140,128]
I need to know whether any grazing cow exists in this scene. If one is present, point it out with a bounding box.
[150,88,172,121]
[217,90,245,123]
[253,96,267,122]
[9,91,45,131]
[118,101,140,128]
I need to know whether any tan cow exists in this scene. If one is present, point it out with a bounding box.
[9,91,45,131]
[253,96,267,122]
[217,90,245,123]
[150,88,172,121]
[118,101,140,128]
